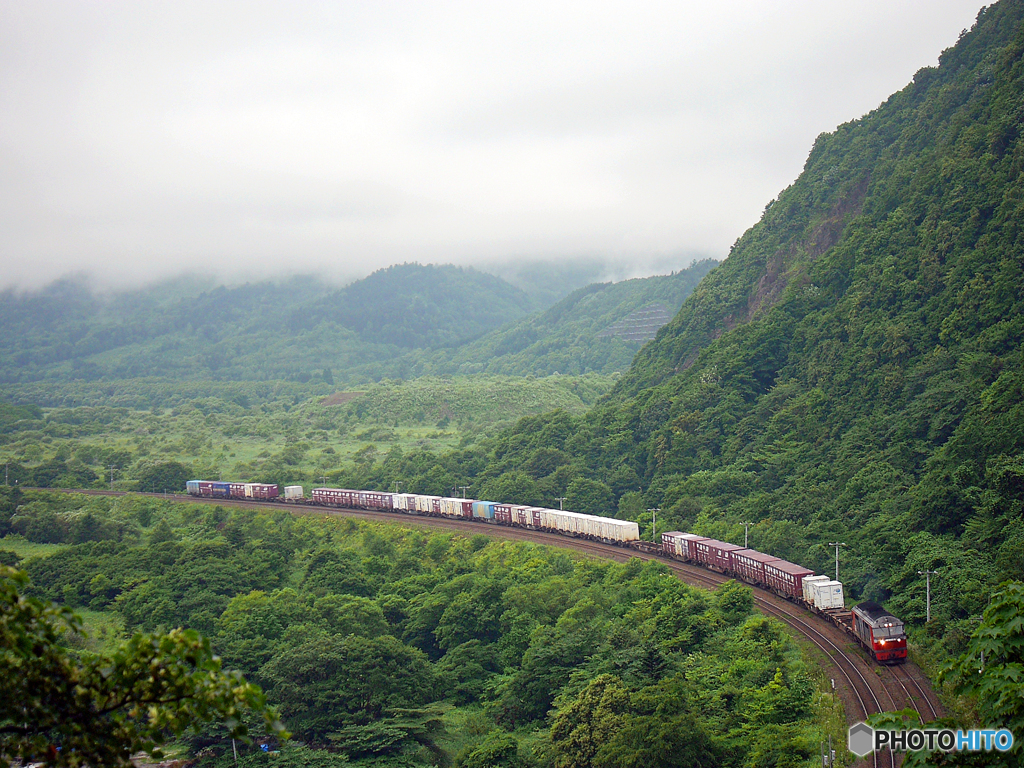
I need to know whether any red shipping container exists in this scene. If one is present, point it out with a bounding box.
[248,483,279,500]
[229,482,246,498]
[764,560,815,599]
[692,539,745,571]
[461,500,474,518]
[730,549,780,585]
[493,504,513,524]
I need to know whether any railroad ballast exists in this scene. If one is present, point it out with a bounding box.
[185,480,907,664]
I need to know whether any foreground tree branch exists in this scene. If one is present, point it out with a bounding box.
[0,566,288,767]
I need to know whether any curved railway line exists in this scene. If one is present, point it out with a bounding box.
[44,489,947,765]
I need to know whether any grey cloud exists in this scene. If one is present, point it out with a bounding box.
[0,1,986,291]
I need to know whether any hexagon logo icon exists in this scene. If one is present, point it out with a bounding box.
[848,722,874,757]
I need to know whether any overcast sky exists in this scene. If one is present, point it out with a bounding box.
[0,1,986,291]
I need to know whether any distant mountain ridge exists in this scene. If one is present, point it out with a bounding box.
[366,259,718,379]
[0,259,715,385]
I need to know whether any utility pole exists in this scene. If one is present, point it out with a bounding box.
[647,508,661,543]
[459,484,470,499]
[4,462,8,486]
[108,465,117,491]
[320,474,327,487]
[394,480,402,494]
[828,542,846,582]
[918,570,939,623]
[556,496,567,510]
[741,521,753,548]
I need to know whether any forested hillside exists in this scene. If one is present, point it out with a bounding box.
[0,265,538,384]
[437,2,1024,655]
[380,259,718,378]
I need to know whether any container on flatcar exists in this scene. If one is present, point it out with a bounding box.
[692,538,745,572]
[730,549,781,585]
[472,501,495,520]
[517,507,544,528]
[851,602,907,664]
[210,481,231,498]
[393,494,414,512]
[186,480,201,495]
[283,485,304,501]
[353,491,392,510]
[801,575,830,603]
[810,580,845,610]
[229,482,246,498]
[661,532,708,560]
[415,495,437,514]
[438,497,471,518]
[604,517,639,543]
[493,503,514,524]
[244,483,279,500]
[763,560,815,600]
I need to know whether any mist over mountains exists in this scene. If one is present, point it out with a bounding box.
[0,259,715,386]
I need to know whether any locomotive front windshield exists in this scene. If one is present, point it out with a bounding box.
[872,622,905,640]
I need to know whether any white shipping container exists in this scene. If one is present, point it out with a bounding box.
[802,575,830,604]
[283,485,304,500]
[439,497,463,517]
[812,580,845,610]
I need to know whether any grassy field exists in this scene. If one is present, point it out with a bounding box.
[0,373,615,490]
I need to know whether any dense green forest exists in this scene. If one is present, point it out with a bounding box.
[1,490,830,767]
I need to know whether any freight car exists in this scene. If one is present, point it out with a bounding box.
[187,481,640,545]
[184,479,906,663]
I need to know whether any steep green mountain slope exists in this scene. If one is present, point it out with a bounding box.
[371,259,718,379]
[475,1,1024,649]
[0,265,536,384]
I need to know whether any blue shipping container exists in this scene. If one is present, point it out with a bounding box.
[472,501,495,519]
[211,482,231,497]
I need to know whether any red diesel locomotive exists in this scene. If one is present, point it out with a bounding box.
[851,601,908,664]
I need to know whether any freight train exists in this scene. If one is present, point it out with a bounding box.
[185,480,907,664]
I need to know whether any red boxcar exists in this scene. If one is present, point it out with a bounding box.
[764,560,815,599]
[692,539,745,572]
[730,549,781,585]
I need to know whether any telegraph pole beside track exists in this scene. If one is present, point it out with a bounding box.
[742,521,753,548]
[394,481,402,494]
[459,485,470,499]
[108,465,117,491]
[647,508,660,543]
[828,542,846,582]
[918,570,939,622]
[555,496,567,510]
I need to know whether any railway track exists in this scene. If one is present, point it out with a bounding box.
[38,489,947,764]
